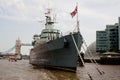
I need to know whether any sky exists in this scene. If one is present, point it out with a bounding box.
[0,0,120,55]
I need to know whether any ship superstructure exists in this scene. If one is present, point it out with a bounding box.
[32,9,61,46]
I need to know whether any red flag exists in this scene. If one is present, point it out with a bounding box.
[71,6,77,18]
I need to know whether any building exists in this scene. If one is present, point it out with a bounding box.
[96,17,120,53]
[119,17,120,50]
[96,31,107,53]
[106,23,119,52]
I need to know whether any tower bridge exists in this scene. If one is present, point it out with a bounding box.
[1,38,32,59]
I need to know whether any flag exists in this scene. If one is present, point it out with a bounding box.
[70,6,77,18]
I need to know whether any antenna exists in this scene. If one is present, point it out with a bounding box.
[53,13,56,22]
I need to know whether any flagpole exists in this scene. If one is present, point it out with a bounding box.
[76,2,80,32]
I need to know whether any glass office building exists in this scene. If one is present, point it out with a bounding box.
[96,17,120,53]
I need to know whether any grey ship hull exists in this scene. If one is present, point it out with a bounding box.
[30,32,83,71]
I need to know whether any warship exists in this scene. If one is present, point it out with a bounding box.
[29,8,83,71]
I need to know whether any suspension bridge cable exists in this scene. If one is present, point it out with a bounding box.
[1,45,15,54]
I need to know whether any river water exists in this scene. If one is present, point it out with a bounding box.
[0,60,120,80]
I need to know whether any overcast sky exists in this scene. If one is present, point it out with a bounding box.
[0,0,120,55]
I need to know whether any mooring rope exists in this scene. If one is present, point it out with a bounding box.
[82,45,103,75]
[71,33,93,80]
[71,33,85,66]
[82,39,105,75]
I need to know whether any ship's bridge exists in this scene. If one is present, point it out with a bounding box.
[40,29,60,41]
[42,29,60,34]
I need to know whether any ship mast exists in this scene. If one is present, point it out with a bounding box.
[44,8,56,30]
[45,9,54,25]
[72,3,80,32]
[76,2,80,32]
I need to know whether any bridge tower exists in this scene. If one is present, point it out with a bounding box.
[15,38,22,59]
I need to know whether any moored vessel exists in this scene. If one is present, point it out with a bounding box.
[29,8,83,71]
